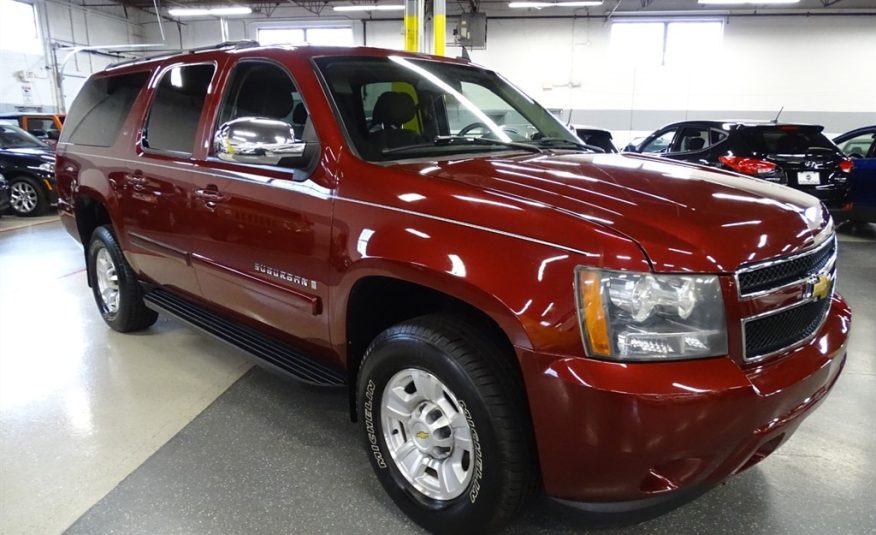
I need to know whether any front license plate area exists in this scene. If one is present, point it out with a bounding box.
[797,171,821,185]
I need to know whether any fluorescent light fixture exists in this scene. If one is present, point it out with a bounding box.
[168,6,252,17]
[333,4,405,11]
[509,1,602,8]
[209,6,253,15]
[698,0,799,4]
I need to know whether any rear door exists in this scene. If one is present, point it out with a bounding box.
[119,62,218,297]
[836,129,876,211]
[187,59,335,359]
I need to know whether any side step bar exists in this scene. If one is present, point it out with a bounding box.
[144,288,345,387]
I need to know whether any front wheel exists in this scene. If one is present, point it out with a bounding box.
[357,314,536,534]
[87,225,158,332]
[8,176,47,216]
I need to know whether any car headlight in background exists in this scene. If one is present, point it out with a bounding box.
[0,172,6,183]
[575,268,728,361]
[38,162,55,174]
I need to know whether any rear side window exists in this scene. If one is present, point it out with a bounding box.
[675,126,709,152]
[62,72,149,147]
[144,64,215,154]
[741,126,835,155]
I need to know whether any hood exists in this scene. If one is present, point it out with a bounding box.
[0,146,54,165]
[392,152,831,273]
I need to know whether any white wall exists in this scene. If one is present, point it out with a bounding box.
[0,0,144,113]
[141,13,876,145]
[367,16,876,144]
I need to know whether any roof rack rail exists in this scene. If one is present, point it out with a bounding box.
[187,40,260,53]
[107,40,260,69]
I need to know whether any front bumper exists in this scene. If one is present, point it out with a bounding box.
[520,294,850,505]
[0,182,10,212]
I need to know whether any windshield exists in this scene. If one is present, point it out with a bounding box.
[315,55,583,161]
[0,125,48,149]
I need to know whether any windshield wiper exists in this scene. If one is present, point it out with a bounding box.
[382,135,543,156]
[532,137,604,153]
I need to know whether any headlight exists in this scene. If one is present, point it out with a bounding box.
[0,172,6,183]
[39,162,55,173]
[575,268,728,361]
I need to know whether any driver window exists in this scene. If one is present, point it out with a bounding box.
[447,82,530,139]
[213,61,316,170]
[839,134,875,158]
[641,129,676,153]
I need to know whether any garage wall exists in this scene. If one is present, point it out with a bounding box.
[0,0,144,113]
[145,12,876,145]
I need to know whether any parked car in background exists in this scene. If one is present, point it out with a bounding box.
[0,125,57,216]
[626,120,853,217]
[0,112,65,148]
[571,125,618,153]
[834,125,876,223]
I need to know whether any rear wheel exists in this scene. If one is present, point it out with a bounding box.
[87,225,158,332]
[357,314,536,534]
[8,176,47,216]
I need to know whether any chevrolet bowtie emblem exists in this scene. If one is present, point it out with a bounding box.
[811,274,832,301]
[415,431,430,440]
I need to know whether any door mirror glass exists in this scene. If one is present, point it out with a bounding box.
[214,117,307,167]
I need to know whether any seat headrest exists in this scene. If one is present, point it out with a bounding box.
[292,103,308,125]
[237,79,295,119]
[372,92,416,128]
[688,137,706,150]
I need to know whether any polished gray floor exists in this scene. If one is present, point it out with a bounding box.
[1,217,874,534]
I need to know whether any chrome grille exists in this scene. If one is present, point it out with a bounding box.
[743,298,831,361]
[737,237,836,297]
[737,234,836,362]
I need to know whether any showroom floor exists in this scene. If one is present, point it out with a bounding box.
[1,216,874,535]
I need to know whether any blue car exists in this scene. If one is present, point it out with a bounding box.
[835,126,876,223]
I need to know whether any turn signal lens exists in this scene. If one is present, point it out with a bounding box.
[719,155,777,176]
[577,270,611,357]
[839,159,853,173]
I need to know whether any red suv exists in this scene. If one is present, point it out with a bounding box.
[56,42,850,533]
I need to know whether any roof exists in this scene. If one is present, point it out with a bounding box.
[663,119,823,130]
[0,113,62,119]
[105,43,470,74]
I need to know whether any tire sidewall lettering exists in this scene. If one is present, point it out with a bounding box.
[457,399,484,504]
[364,379,388,469]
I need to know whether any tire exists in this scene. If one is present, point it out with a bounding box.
[87,225,158,332]
[356,314,537,534]
[8,176,47,217]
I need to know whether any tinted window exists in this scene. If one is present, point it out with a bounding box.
[62,72,149,147]
[144,64,215,154]
[740,126,836,155]
[675,127,709,152]
[216,62,307,138]
[0,124,47,149]
[710,129,728,145]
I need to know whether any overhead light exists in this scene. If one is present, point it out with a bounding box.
[168,6,252,17]
[698,0,799,4]
[509,1,602,8]
[333,4,405,11]
[209,6,253,15]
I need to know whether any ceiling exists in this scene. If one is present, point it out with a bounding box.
[90,0,876,18]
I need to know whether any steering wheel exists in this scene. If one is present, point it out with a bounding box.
[458,122,488,137]
[457,122,526,141]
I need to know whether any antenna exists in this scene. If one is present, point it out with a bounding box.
[772,106,784,123]
[566,108,573,127]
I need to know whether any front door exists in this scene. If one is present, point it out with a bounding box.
[188,59,335,358]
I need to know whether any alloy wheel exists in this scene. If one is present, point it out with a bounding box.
[10,181,38,214]
[95,247,120,314]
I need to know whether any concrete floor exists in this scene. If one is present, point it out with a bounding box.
[1,215,874,535]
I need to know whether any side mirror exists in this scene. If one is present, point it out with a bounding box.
[214,117,308,168]
[623,143,638,153]
[28,129,47,137]
[47,130,61,140]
